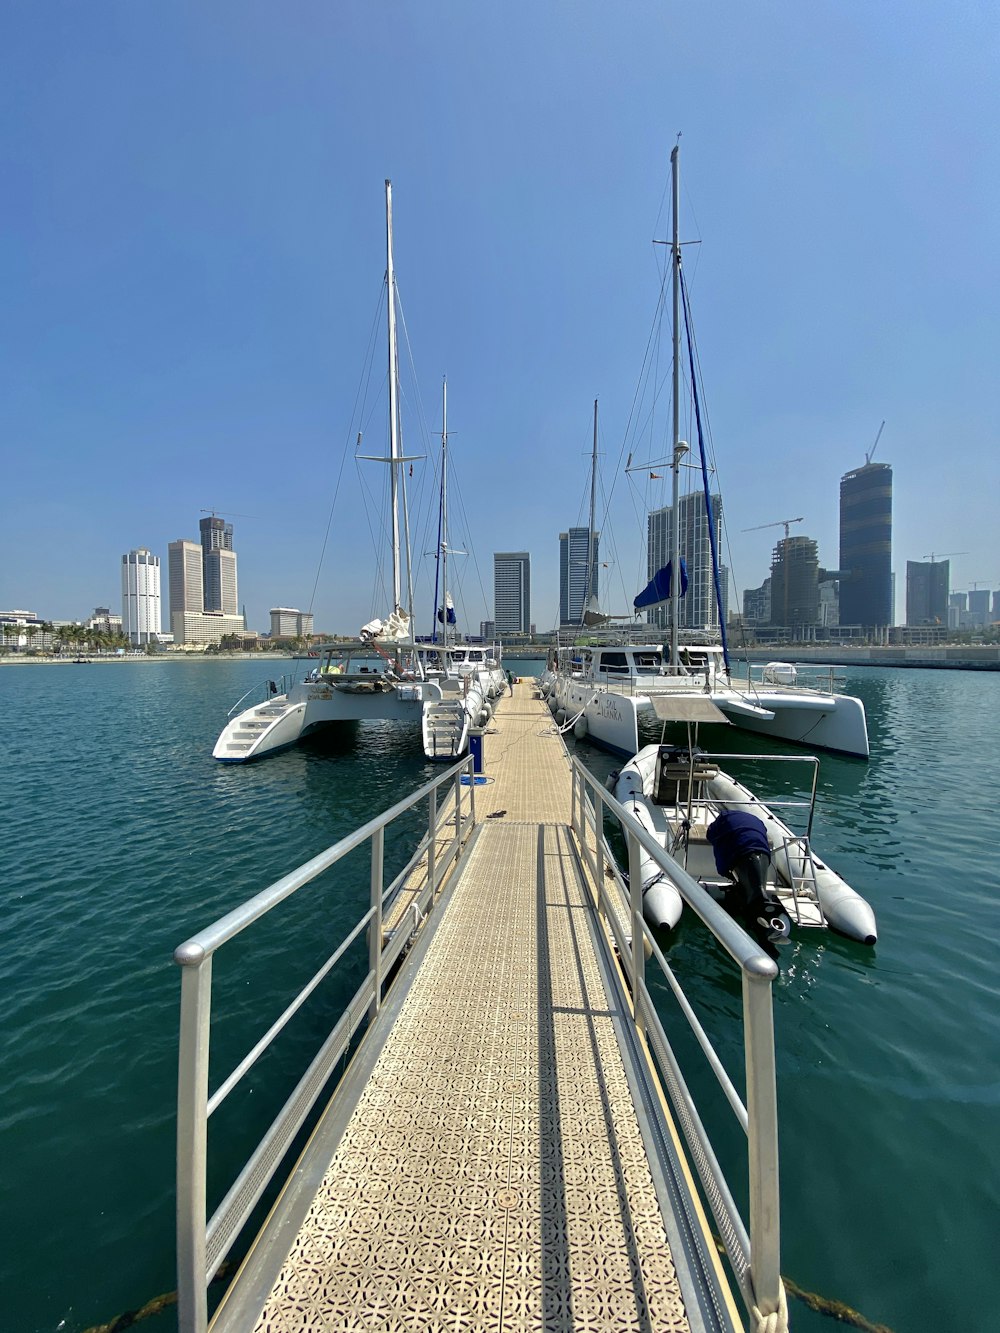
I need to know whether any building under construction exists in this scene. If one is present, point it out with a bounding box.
[768,535,819,630]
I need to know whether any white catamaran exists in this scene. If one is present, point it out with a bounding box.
[541,146,869,760]
[214,182,486,764]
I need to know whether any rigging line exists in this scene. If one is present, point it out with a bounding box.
[612,264,671,493]
[355,453,393,617]
[307,278,387,618]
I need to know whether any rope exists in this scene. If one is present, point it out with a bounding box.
[751,1280,789,1333]
[80,1264,232,1333]
[707,1232,894,1332]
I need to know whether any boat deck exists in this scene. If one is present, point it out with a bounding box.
[212,683,740,1333]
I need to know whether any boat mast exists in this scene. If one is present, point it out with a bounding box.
[385,179,402,612]
[441,377,449,650]
[583,398,598,626]
[669,145,683,672]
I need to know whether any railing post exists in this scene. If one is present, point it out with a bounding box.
[571,763,579,836]
[428,786,438,902]
[468,756,476,827]
[626,828,645,1037]
[743,966,781,1317]
[175,950,213,1333]
[453,770,463,856]
[370,826,384,1018]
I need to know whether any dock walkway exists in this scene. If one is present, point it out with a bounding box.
[205,685,746,1332]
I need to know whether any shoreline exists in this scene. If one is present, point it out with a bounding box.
[0,652,296,666]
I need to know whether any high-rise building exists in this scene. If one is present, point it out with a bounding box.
[493,552,531,635]
[906,560,949,626]
[968,589,990,625]
[169,540,204,618]
[121,548,162,645]
[839,462,892,629]
[768,535,819,630]
[647,492,725,631]
[205,548,238,616]
[200,516,238,615]
[559,528,599,626]
[269,608,314,639]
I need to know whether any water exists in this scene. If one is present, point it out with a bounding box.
[2,660,997,1332]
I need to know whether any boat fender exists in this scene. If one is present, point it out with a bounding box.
[555,708,567,725]
[548,696,558,715]
[574,715,588,739]
[605,770,620,791]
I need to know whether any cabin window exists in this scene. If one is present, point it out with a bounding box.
[634,653,662,670]
[599,652,629,674]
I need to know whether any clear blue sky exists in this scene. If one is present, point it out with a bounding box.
[2,2,997,633]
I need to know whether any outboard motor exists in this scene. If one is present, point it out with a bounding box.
[706,810,791,941]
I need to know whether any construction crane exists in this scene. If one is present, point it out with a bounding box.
[742,517,804,540]
[200,508,260,520]
[865,420,886,465]
[922,551,967,564]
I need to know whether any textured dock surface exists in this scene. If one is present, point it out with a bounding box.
[245,683,698,1332]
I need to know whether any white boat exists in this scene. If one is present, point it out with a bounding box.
[214,182,473,765]
[545,145,869,760]
[544,638,870,758]
[610,700,877,944]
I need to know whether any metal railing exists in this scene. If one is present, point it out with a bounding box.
[224,673,294,720]
[745,662,847,694]
[173,754,476,1333]
[570,757,782,1323]
[700,750,820,840]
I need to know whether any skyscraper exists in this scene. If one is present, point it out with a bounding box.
[559,528,599,626]
[493,552,531,635]
[200,516,238,615]
[121,548,161,645]
[906,560,949,626]
[647,492,725,631]
[839,462,892,629]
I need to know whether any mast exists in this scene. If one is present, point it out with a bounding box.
[583,398,598,626]
[385,179,402,611]
[441,377,449,649]
[669,145,683,671]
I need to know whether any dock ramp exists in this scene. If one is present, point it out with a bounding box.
[174,683,785,1332]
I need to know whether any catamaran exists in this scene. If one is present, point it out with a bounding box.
[541,145,869,760]
[213,183,486,764]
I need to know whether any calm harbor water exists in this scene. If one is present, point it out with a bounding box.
[2,658,998,1332]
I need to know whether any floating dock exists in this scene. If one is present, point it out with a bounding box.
[175,681,785,1332]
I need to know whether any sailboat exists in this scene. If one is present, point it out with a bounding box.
[420,380,494,760]
[213,181,467,764]
[542,146,869,761]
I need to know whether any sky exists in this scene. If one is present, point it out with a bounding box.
[2,1,998,634]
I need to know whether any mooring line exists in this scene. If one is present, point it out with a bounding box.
[81,1260,893,1333]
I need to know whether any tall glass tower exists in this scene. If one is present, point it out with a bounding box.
[559,528,599,627]
[493,552,531,635]
[839,462,892,629]
[200,516,238,615]
[646,493,726,631]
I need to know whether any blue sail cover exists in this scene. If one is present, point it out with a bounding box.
[634,558,688,610]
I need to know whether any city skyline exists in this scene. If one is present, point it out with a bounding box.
[1,6,997,631]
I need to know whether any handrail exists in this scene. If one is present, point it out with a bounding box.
[570,757,782,1322]
[225,673,293,720]
[174,754,475,1333]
